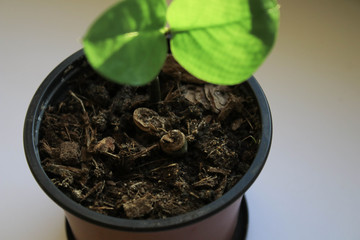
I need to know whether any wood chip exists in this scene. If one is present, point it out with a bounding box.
[193,176,218,188]
[93,137,115,153]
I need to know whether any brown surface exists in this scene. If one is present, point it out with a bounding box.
[39,56,261,219]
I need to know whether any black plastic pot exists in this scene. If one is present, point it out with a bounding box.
[24,50,272,240]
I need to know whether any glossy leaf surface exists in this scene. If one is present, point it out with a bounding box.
[83,0,168,86]
[167,0,280,85]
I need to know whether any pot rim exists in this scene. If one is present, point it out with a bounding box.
[23,49,272,232]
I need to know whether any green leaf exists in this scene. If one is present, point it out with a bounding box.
[167,0,280,85]
[83,0,168,86]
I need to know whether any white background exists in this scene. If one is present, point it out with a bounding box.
[1,0,359,239]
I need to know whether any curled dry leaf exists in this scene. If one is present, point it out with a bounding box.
[183,85,211,110]
[183,84,232,114]
[133,107,167,136]
[160,130,187,155]
[204,84,230,113]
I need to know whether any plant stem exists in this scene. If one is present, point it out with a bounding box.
[150,76,161,103]
[160,26,170,35]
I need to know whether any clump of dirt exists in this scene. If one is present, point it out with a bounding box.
[39,55,261,219]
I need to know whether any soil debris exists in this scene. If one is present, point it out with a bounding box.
[39,55,261,219]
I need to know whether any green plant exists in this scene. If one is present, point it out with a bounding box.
[83,0,279,86]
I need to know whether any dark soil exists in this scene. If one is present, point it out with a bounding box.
[39,55,261,219]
